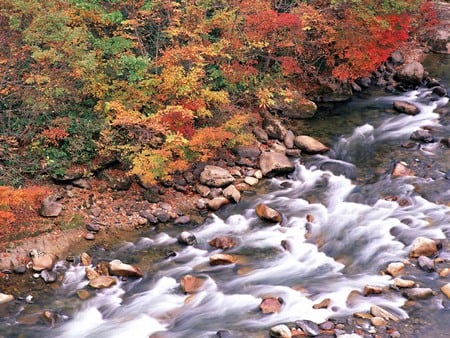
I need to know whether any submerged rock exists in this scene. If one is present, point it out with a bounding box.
[209,236,237,250]
[209,253,236,266]
[259,296,283,314]
[180,274,206,294]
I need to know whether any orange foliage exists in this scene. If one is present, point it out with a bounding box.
[189,127,233,161]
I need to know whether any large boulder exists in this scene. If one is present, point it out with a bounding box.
[262,113,288,141]
[259,152,295,178]
[294,135,329,154]
[200,165,235,188]
[394,61,425,87]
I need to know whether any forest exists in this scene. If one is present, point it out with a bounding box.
[0,0,436,229]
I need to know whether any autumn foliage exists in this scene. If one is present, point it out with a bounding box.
[0,0,435,186]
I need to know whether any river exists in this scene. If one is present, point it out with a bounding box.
[1,53,449,338]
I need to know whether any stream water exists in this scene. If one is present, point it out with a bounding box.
[1,54,450,338]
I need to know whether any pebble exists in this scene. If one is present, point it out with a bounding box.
[0,293,14,304]
[84,232,95,240]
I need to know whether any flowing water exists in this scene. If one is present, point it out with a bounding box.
[1,54,450,338]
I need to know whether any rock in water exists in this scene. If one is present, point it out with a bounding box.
[294,135,329,154]
[108,259,143,278]
[180,274,206,294]
[409,236,438,258]
[89,275,117,289]
[269,324,292,338]
[259,152,295,178]
[255,204,282,223]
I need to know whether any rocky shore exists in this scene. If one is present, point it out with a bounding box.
[1,2,449,337]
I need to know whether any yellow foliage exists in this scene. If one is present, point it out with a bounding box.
[189,127,233,161]
[130,148,171,185]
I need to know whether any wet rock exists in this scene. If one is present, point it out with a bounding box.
[393,278,416,288]
[255,204,282,223]
[320,321,335,330]
[180,274,206,294]
[96,261,110,276]
[259,296,283,314]
[207,197,230,211]
[209,253,236,266]
[0,293,14,304]
[109,259,143,278]
[178,231,197,246]
[371,317,387,327]
[223,185,241,203]
[200,165,235,188]
[370,305,399,322]
[85,267,100,280]
[209,236,237,250]
[30,251,56,272]
[174,215,191,225]
[385,264,403,279]
[432,86,447,97]
[313,298,330,309]
[259,151,295,178]
[41,311,58,327]
[76,289,91,300]
[295,320,320,336]
[417,255,435,272]
[40,270,57,283]
[269,324,292,338]
[39,195,63,217]
[216,330,232,338]
[393,101,420,115]
[271,141,287,154]
[409,236,438,258]
[285,148,302,157]
[253,126,269,143]
[89,275,117,289]
[394,61,425,87]
[441,283,450,299]
[13,265,27,274]
[392,162,415,177]
[294,135,329,154]
[154,210,170,223]
[402,287,434,300]
[439,268,450,277]
[410,129,435,143]
[363,285,384,296]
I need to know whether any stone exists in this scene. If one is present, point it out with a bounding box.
[39,195,63,217]
[41,311,58,327]
[223,185,241,203]
[370,305,399,322]
[363,285,383,296]
[209,236,237,250]
[207,197,230,211]
[259,151,295,178]
[392,162,415,177]
[84,232,95,240]
[89,275,117,289]
[371,317,387,327]
[233,145,261,158]
[402,287,434,300]
[389,50,404,65]
[394,61,425,86]
[259,296,283,314]
[409,236,438,258]
[30,251,56,272]
[85,267,100,280]
[86,222,100,232]
[196,184,211,197]
[284,130,295,149]
[441,283,450,299]
[216,330,232,338]
[393,278,416,288]
[76,289,91,300]
[72,178,92,189]
[13,265,27,274]
[244,176,259,186]
[386,262,404,276]
[432,86,447,97]
[255,204,282,223]
[417,255,435,272]
[253,126,269,143]
[154,210,170,223]
[109,259,143,278]
[209,253,236,266]
[313,298,330,309]
[271,141,287,154]
[393,101,420,115]
[180,274,206,294]
[40,270,57,283]
[410,129,435,143]
[0,293,14,305]
[178,231,197,246]
[295,320,320,336]
[439,268,450,277]
[285,148,302,157]
[294,135,329,154]
[263,114,288,141]
[200,165,235,188]
[269,324,292,338]
[174,215,191,225]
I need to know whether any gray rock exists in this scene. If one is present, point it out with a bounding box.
[410,129,435,143]
[284,130,295,149]
[417,255,435,272]
[223,185,241,203]
[253,126,269,143]
[259,151,295,178]
[40,270,57,283]
[174,215,191,225]
[200,165,235,188]
[39,195,63,217]
[86,222,100,232]
[178,231,197,246]
[389,50,404,65]
[262,114,288,141]
[154,210,170,223]
[394,61,425,86]
[402,287,434,300]
[233,145,261,158]
[295,320,320,336]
